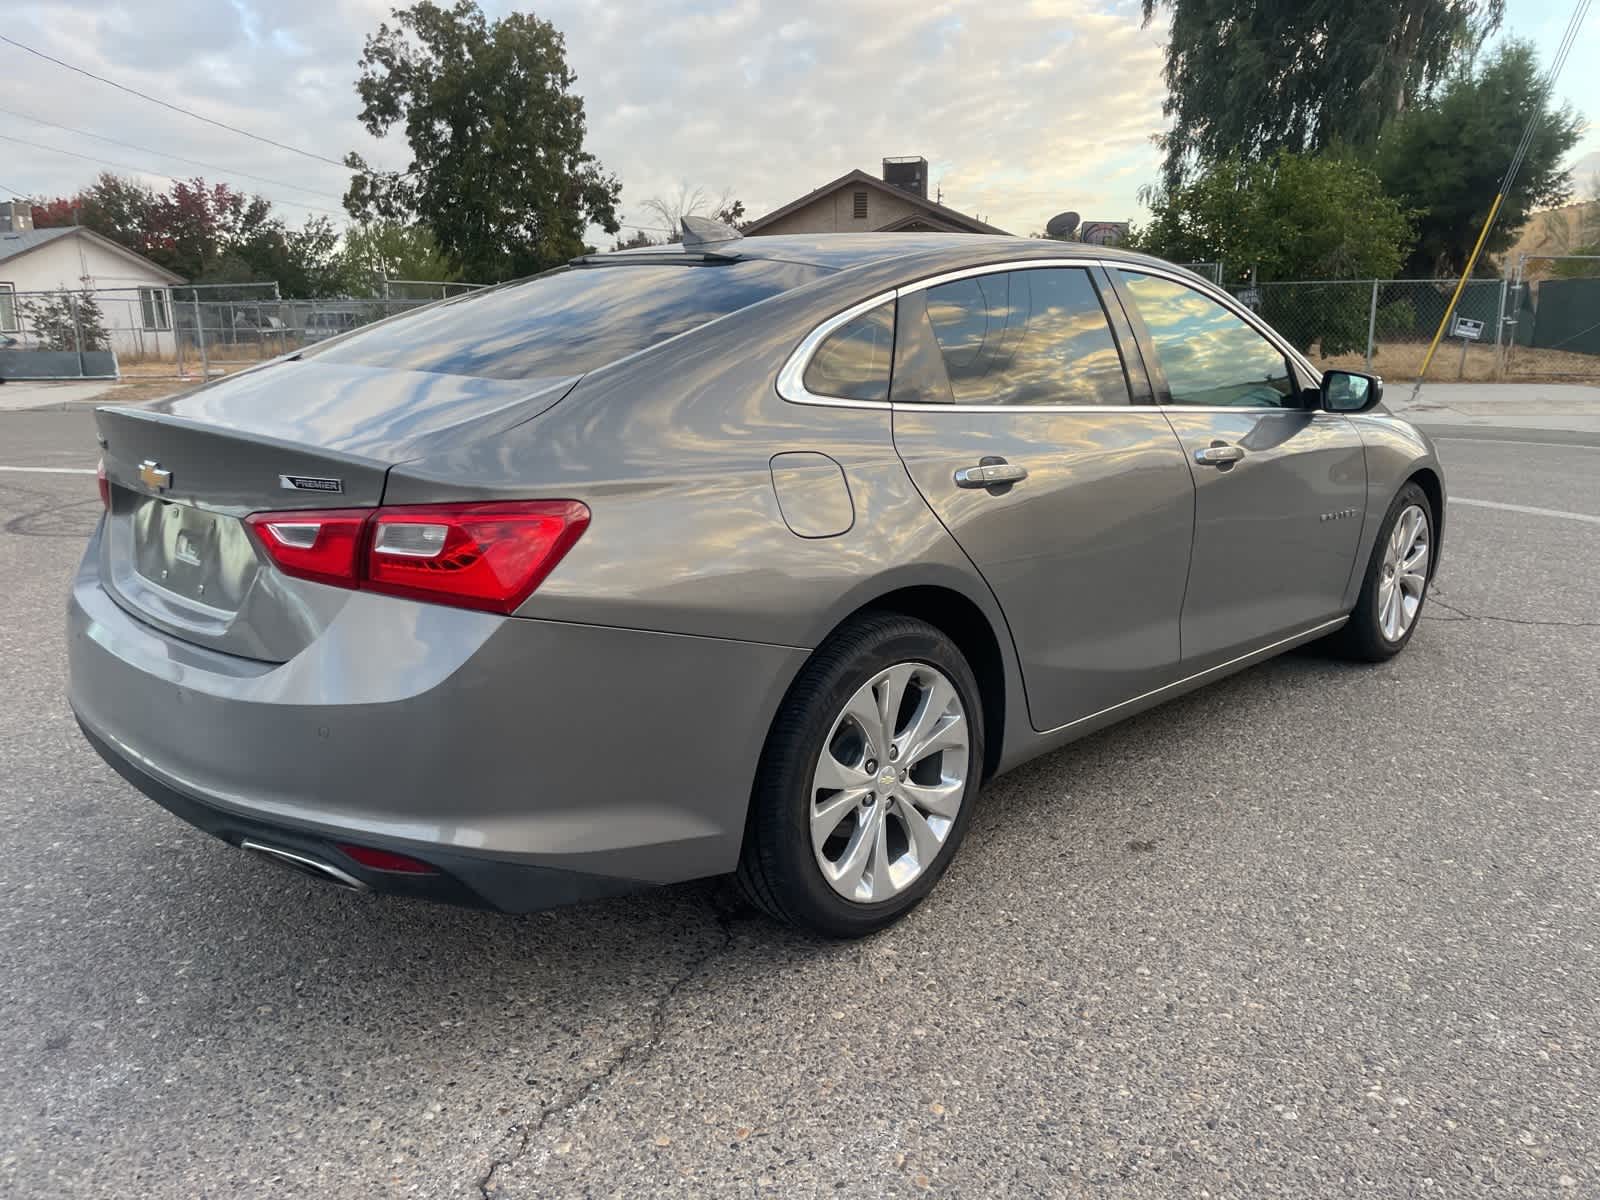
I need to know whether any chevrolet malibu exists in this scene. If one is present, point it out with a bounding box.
[70,229,1444,937]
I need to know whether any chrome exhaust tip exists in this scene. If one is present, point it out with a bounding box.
[240,839,369,891]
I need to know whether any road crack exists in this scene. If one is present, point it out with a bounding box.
[476,900,741,1197]
[1425,596,1600,629]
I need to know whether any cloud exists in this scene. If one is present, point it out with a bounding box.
[1,0,1170,248]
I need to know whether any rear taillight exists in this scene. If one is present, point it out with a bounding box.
[97,458,110,509]
[244,509,369,590]
[365,501,590,613]
[244,500,589,615]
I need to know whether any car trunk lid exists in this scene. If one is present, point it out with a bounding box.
[93,363,578,661]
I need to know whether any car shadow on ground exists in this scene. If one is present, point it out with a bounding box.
[117,636,1387,1007]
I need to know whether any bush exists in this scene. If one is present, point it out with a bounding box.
[17,292,110,352]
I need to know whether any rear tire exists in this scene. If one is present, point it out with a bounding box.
[1328,481,1434,662]
[736,613,984,938]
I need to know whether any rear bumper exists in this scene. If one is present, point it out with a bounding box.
[76,717,639,911]
[68,525,809,912]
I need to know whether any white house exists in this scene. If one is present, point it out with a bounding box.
[0,203,186,358]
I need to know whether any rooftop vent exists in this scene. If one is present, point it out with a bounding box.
[0,200,34,234]
[882,156,928,200]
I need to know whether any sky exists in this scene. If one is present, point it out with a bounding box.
[0,0,1596,252]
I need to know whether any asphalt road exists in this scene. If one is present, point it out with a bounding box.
[2,413,1597,1198]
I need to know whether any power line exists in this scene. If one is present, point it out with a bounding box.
[0,33,350,169]
[0,105,347,203]
[0,180,28,197]
[0,132,349,217]
[1410,0,1592,394]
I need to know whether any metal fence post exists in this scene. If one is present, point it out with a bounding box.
[193,295,210,379]
[68,292,87,378]
[1364,279,1379,371]
[1493,277,1508,378]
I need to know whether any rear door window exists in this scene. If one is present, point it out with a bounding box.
[919,268,1132,406]
[306,260,826,380]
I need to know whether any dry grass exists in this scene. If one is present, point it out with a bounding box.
[96,378,204,403]
[1307,340,1600,383]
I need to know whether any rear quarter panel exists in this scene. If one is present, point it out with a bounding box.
[382,271,1033,765]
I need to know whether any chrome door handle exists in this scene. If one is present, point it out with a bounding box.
[955,462,1028,488]
[1194,444,1245,467]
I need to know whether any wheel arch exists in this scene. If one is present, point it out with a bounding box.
[1406,466,1445,577]
[818,584,1009,782]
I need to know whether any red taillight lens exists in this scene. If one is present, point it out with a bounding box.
[244,500,589,614]
[336,843,438,875]
[364,501,589,614]
[97,458,110,509]
[244,508,368,589]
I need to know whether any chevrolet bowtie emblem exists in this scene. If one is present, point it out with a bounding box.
[138,460,172,491]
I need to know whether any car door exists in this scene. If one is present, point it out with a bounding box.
[890,263,1196,732]
[1110,268,1368,671]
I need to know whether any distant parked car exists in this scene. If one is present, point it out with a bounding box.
[301,309,363,343]
[71,231,1445,937]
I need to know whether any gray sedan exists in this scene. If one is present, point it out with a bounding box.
[69,229,1443,937]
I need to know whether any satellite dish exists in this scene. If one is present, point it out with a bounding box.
[1045,211,1081,239]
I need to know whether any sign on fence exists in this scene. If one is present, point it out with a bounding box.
[1451,315,1485,341]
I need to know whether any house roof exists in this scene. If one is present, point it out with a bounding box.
[0,227,77,262]
[0,225,186,284]
[742,169,1010,236]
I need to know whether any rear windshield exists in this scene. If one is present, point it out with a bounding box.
[304,260,826,380]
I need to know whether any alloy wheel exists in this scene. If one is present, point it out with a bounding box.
[809,662,969,903]
[1378,503,1430,641]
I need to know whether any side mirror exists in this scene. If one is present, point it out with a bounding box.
[1320,369,1383,414]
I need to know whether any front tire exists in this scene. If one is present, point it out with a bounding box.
[1330,481,1435,662]
[736,613,984,938]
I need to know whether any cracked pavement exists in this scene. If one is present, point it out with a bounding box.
[2,414,1597,1198]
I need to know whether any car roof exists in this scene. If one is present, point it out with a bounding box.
[595,232,1179,276]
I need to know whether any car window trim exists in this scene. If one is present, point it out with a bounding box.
[775,290,900,409]
[777,255,1321,415]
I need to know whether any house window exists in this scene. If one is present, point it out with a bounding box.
[139,287,171,331]
[852,191,869,220]
[0,282,16,333]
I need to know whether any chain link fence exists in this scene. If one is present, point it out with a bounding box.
[1176,261,1222,285]
[1503,255,1600,378]
[1228,278,1529,382]
[0,283,452,381]
[7,269,1595,385]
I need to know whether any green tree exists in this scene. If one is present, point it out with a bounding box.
[337,221,463,295]
[1376,40,1583,278]
[32,174,159,253]
[1129,151,1414,280]
[229,216,346,298]
[344,0,621,281]
[1128,151,1415,353]
[1141,0,1503,186]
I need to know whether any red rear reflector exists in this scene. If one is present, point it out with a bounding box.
[97,458,110,509]
[243,499,589,614]
[365,501,589,614]
[244,508,368,589]
[336,843,438,875]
